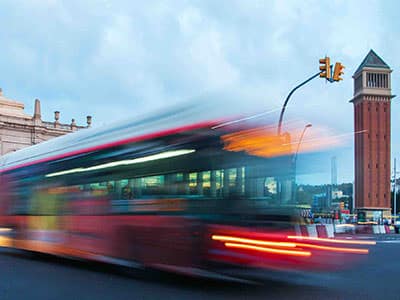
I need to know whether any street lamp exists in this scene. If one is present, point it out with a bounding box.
[292,123,312,203]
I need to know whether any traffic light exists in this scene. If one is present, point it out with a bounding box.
[333,62,345,81]
[340,202,345,210]
[319,56,331,80]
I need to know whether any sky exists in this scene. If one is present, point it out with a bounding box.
[0,0,399,184]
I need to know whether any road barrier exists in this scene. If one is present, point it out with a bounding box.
[295,224,334,238]
[306,225,318,237]
[355,225,373,234]
[316,224,328,238]
[325,224,335,238]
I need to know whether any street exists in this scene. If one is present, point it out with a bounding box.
[0,237,399,300]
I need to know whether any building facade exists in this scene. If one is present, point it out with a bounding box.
[0,88,91,156]
[350,50,395,219]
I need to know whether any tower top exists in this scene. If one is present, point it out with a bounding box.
[350,50,394,102]
[354,49,390,75]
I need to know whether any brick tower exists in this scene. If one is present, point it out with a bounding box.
[351,50,395,220]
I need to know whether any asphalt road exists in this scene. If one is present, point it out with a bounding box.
[1,238,399,300]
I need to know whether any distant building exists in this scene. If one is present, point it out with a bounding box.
[0,88,91,156]
[312,193,329,212]
[331,156,337,187]
[350,50,395,219]
[332,190,344,199]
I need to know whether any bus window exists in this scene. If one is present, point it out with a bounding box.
[142,175,164,196]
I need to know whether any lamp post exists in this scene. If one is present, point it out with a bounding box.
[292,124,312,203]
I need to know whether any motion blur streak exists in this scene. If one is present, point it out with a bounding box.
[222,125,344,158]
[224,243,312,257]
[211,108,281,129]
[45,149,196,178]
[336,224,356,228]
[287,236,377,245]
[211,235,297,248]
[0,236,11,247]
[358,221,378,225]
[0,107,371,280]
[212,235,369,255]
[294,243,369,254]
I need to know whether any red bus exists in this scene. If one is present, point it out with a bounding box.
[0,107,373,281]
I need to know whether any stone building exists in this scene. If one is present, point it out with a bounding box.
[0,88,91,156]
[350,50,395,220]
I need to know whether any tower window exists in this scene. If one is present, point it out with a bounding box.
[367,73,388,88]
[354,75,362,92]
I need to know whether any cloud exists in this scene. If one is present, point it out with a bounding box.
[0,0,399,183]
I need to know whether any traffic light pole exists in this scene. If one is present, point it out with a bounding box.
[277,71,321,135]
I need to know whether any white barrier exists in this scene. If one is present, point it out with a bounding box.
[294,224,302,236]
[294,224,335,238]
[306,225,318,237]
[325,224,335,238]
[334,225,345,234]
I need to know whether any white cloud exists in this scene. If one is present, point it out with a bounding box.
[93,15,146,71]
[178,6,204,35]
[0,0,399,183]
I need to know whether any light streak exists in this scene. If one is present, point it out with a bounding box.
[46,149,195,178]
[357,221,378,225]
[211,108,281,129]
[335,224,355,228]
[282,130,368,146]
[0,236,11,247]
[224,242,312,257]
[294,243,369,254]
[287,236,376,245]
[211,235,296,248]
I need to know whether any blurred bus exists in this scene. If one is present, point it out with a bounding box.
[0,105,373,281]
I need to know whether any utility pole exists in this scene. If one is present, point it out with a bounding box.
[394,158,397,216]
[352,180,355,214]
